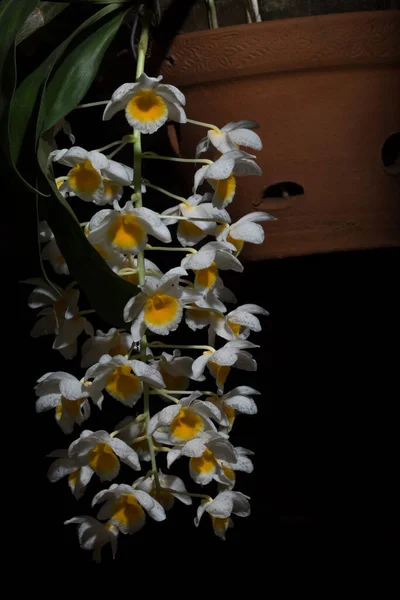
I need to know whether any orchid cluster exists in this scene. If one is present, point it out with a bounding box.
[28,29,275,562]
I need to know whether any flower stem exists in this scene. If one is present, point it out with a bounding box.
[108,142,127,159]
[205,0,219,29]
[142,151,213,166]
[154,390,180,404]
[75,100,108,109]
[94,140,124,153]
[134,6,160,493]
[186,118,220,133]
[161,487,211,500]
[148,342,215,352]
[158,214,228,224]
[144,180,187,203]
[149,389,218,396]
[145,244,197,254]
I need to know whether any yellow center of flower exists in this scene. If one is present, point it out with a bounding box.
[53,297,67,318]
[211,174,236,203]
[159,364,188,391]
[222,465,235,481]
[105,365,141,401]
[207,360,231,388]
[224,404,236,425]
[190,448,217,474]
[226,232,244,254]
[150,486,174,511]
[194,261,218,289]
[108,214,145,250]
[68,469,79,489]
[178,220,203,239]
[170,408,204,441]
[121,271,140,285]
[227,320,241,337]
[211,515,230,533]
[68,160,101,194]
[127,90,167,123]
[55,396,85,419]
[111,494,145,527]
[108,344,128,358]
[88,442,118,475]
[103,179,120,199]
[144,293,180,326]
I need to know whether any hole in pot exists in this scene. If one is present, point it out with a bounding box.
[262,181,304,199]
[381,133,400,175]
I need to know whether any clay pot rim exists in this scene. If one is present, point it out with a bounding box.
[162,10,400,86]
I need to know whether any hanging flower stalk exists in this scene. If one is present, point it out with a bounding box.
[30,7,276,562]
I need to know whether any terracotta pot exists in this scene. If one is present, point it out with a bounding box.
[161,10,400,260]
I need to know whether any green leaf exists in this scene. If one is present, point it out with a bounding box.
[16,2,70,45]
[37,136,137,327]
[42,8,128,133]
[0,0,37,122]
[10,3,121,167]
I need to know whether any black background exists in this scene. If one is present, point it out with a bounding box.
[6,1,400,580]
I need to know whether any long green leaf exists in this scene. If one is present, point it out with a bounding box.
[0,0,37,121]
[37,136,137,327]
[16,2,70,46]
[10,3,120,166]
[42,8,127,133]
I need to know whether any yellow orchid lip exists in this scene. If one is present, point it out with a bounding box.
[190,448,216,475]
[169,407,204,441]
[127,90,167,124]
[107,214,146,250]
[194,261,218,289]
[105,365,141,403]
[144,293,180,327]
[111,494,145,529]
[88,442,118,475]
[68,159,102,195]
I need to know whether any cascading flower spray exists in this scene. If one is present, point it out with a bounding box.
[29,7,276,561]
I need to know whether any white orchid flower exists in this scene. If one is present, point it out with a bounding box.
[209,303,269,343]
[65,516,118,563]
[214,211,276,255]
[181,241,243,292]
[84,354,165,408]
[167,430,237,486]
[148,391,221,445]
[114,417,167,462]
[194,149,262,208]
[191,340,259,393]
[161,193,230,247]
[210,385,260,432]
[81,328,133,369]
[215,446,254,489]
[196,120,262,156]
[134,471,192,510]
[49,146,133,205]
[123,267,200,341]
[149,349,205,392]
[103,73,186,134]
[47,449,93,499]
[68,429,141,482]
[194,490,251,540]
[87,200,171,255]
[92,483,166,534]
[41,237,69,275]
[39,221,69,275]
[35,371,91,434]
[25,279,93,359]
[109,254,162,285]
